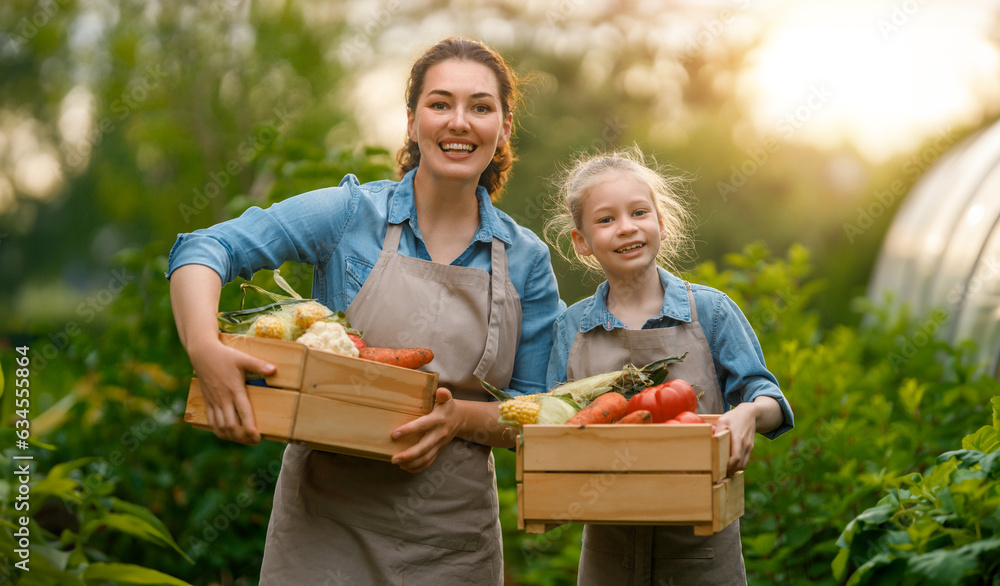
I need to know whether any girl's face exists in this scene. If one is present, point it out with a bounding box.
[571,174,666,280]
[407,59,512,188]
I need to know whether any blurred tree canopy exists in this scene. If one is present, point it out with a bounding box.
[2,0,996,332]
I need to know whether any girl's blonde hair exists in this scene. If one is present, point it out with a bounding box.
[544,145,694,273]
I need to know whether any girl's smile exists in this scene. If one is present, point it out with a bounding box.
[571,174,667,280]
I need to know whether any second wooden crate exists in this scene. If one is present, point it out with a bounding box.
[516,415,744,536]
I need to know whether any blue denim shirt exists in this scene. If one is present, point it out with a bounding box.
[546,267,793,439]
[167,168,564,396]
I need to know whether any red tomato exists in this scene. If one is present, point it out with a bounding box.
[348,334,366,350]
[670,411,705,424]
[626,379,699,423]
[662,379,698,413]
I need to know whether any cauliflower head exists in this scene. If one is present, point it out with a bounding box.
[294,321,360,357]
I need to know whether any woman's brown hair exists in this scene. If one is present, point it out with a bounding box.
[396,37,520,201]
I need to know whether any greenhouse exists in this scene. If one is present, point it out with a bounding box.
[869,118,1000,379]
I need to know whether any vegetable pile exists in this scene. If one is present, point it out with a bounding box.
[218,270,434,370]
[482,353,714,429]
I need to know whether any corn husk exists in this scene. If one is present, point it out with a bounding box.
[216,270,359,339]
[480,354,689,432]
[548,354,688,404]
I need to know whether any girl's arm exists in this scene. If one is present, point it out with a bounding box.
[715,395,783,474]
[170,264,276,444]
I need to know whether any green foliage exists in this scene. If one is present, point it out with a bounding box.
[683,242,1000,585]
[833,397,1000,585]
[0,445,191,585]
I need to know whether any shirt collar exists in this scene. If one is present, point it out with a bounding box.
[578,267,693,332]
[388,168,512,245]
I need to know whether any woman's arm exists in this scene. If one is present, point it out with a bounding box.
[170,264,277,444]
[390,393,517,473]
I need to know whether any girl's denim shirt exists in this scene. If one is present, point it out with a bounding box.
[167,168,564,396]
[546,267,794,439]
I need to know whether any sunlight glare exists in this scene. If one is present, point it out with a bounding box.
[740,1,1000,162]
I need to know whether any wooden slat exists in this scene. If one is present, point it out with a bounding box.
[711,428,730,482]
[291,394,424,461]
[520,472,713,524]
[520,424,720,473]
[185,379,298,439]
[218,333,307,390]
[300,349,437,415]
[693,471,745,536]
[517,484,525,530]
[515,437,524,482]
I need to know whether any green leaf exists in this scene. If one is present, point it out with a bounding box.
[847,553,906,586]
[907,548,977,584]
[82,562,192,585]
[81,513,193,563]
[832,547,850,579]
[109,498,194,564]
[962,426,1000,454]
[854,503,896,527]
[899,378,925,416]
[939,449,986,468]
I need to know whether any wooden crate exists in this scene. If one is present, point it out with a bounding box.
[516,414,744,536]
[184,333,438,461]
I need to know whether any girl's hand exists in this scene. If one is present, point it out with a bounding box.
[714,395,783,475]
[390,388,460,474]
[714,403,757,475]
[190,338,275,445]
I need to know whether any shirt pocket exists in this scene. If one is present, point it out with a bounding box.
[345,257,375,299]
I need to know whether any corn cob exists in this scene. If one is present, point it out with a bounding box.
[294,301,331,331]
[499,399,541,426]
[248,314,289,339]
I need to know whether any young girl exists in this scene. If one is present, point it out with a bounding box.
[545,147,794,585]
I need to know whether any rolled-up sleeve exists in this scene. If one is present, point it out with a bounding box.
[708,293,794,439]
[166,180,360,283]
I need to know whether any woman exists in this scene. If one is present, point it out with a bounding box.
[168,37,562,584]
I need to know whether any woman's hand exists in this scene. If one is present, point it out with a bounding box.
[191,338,275,445]
[714,395,782,475]
[170,264,275,445]
[390,388,460,473]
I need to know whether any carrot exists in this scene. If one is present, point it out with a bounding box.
[616,410,652,424]
[566,392,628,426]
[358,346,434,369]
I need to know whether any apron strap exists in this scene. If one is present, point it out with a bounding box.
[632,526,653,583]
[472,238,508,381]
[685,281,700,324]
[382,222,403,253]
[380,222,509,385]
[359,222,403,292]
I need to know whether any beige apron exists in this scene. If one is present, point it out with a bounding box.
[259,223,521,585]
[568,282,746,586]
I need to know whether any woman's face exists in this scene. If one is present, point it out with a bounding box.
[407,59,512,188]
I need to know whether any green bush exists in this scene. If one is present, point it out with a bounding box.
[9,215,1000,584]
[833,397,1000,585]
